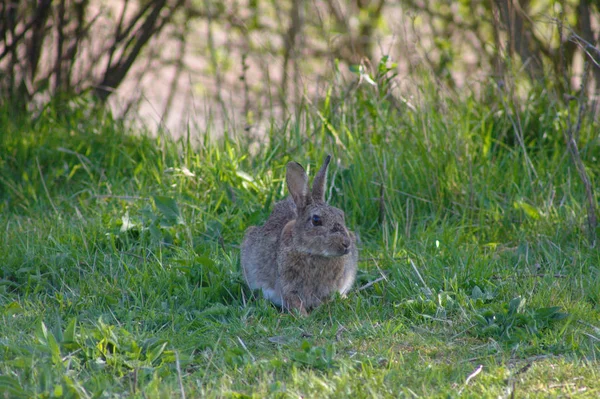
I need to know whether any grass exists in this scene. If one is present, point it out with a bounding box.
[1,71,600,398]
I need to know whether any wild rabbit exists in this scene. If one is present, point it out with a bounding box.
[241,155,358,315]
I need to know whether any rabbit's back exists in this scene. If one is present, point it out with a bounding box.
[241,198,297,299]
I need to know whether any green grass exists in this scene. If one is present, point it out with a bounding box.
[1,76,600,398]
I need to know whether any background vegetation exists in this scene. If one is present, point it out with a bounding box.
[1,0,599,128]
[1,0,600,397]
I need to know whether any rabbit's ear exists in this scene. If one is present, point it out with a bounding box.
[311,155,331,203]
[286,161,310,209]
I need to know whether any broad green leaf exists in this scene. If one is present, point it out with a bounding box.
[236,170,254,182]
[36,321,49,345]
[147,341,168,364]
[513,201,541,220]
[508,297,523,315]
[363,74,377,86]
[63,317,77,343]
[3,301,22,316]
[47,330,62,365]
[153,195,184,225]
[471,286,484,300]
[195,255,215,268]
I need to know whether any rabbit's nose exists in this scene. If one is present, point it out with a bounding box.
[341,239,350,249]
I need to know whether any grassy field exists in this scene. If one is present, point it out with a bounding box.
[1,75,600,398]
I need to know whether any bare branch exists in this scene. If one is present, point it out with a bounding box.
[54,0,66,92]
[563,60,597,247]
[95,0,184,101]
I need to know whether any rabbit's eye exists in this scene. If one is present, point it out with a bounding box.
[311,215,322,226]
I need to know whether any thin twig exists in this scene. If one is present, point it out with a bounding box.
[36,157,58,214]
[563,60,597,247]
[379,159,387,225]
[175,351,186,399]
[371,182,433,204]
[359,255,408,262]
[409,258,431,295]
[577,320,600,335]
[205,0,230,127]
[162,22,189,122]
[237,336,256,362]
[335,325,347,341]
[569,32,600,69]
[582,332,600,342]
[458,364,483,394]
[490,273,568,280]
[356,276,387,292]
[92,195,147,201]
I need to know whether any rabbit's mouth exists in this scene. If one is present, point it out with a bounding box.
[320,247,350,257]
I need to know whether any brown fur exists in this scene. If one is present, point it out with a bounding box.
[241,155,358,315]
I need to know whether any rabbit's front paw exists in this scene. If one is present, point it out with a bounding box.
[284,294,308,316]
